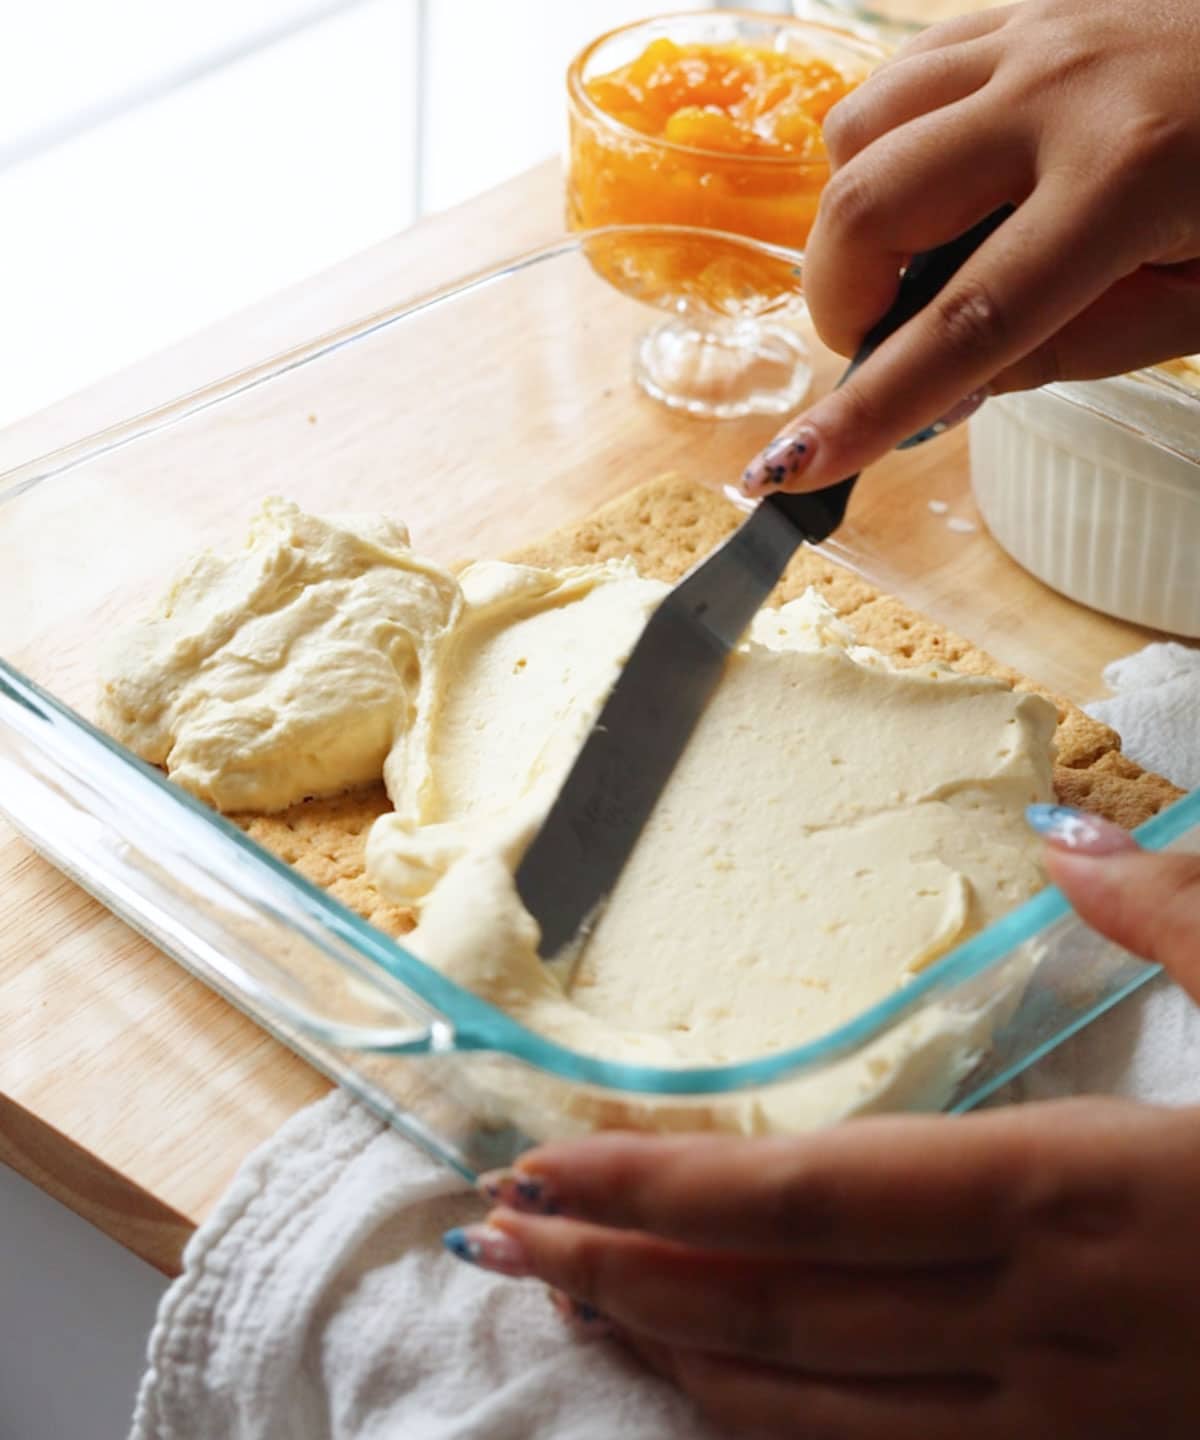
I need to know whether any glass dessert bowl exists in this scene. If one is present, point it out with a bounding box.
[566,9,883,418]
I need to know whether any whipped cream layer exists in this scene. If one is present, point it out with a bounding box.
[99,501,460,813]
[101,502,1058,1125]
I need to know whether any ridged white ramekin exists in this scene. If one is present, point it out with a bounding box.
[968,373,1200,637]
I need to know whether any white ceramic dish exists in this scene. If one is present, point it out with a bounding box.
[968,368,1200,637]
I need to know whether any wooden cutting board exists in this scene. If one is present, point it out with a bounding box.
[0,160,1165,1274]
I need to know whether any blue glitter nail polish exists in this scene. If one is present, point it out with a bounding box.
[1025,803,1135,856]
[442,1224,530,1275]
[898,389,989,449]
[442,1227,476,1262]
[476,1169,560,1214]
[897,424,939,450]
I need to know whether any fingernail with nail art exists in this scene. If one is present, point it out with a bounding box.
[1025,804,1138,856]
[898,388,990,450]
[551,1290,617,1338]
[741,427,816,494]
[476,1168,559,1215]
[442,1223,530,1276]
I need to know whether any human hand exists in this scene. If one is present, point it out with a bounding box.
[446,808,1200,1438]
[741,0,1200,495]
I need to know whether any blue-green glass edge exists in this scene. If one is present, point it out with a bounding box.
[948,967,1161,1115]
[2,226,1192,1100]
[0,228,805,509]
[4,657,1195,1098]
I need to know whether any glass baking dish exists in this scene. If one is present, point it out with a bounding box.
[2,227,1196,1179]
[799,0,1000,41]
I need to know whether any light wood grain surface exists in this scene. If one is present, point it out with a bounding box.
[0,159,1163,1274]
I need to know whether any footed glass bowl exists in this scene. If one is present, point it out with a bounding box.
[566,9,882,418]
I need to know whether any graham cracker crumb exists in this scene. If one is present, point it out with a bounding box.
[235,786,415,938]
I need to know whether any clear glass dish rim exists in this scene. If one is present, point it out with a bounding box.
[0,225,808,507]
[1011,366,1200,472]
[1054,364,1200,409]
[815,0,925,37]
[7,658,1196,1098]
[3,229,1196,1100]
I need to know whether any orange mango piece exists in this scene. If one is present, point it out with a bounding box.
[571,36,869,262]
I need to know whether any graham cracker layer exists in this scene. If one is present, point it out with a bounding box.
[238,475,1183,936]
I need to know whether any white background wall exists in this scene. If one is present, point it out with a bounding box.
[0,1163,167,1439]
[1,4,723,1436]
[0,0,725,434]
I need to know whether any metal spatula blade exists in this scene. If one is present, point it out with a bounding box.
[517,207,1014,960]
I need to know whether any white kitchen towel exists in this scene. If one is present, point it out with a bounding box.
[1002,640,1200,1108]
[1089,641,1200,792]
[130,642,1199,1440]
[130,1091,717,1440]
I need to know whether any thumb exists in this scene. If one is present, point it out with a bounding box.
[1029,805,1200,1001]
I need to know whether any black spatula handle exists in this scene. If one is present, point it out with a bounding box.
[767,203,1015,543]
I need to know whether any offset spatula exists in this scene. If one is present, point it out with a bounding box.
[517,206,1014,960]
